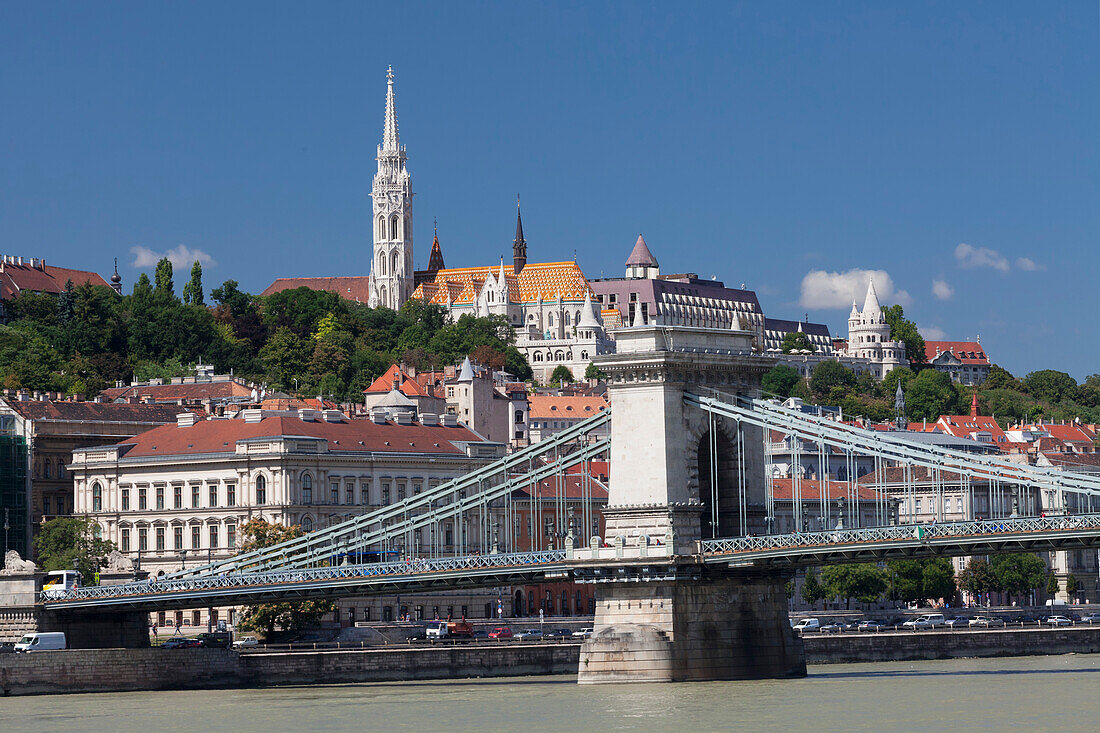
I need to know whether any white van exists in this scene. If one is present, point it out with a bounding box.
[14,632,67,652]
[793,618,820,632]
[924,614,946,628]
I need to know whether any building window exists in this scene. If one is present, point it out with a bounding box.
[302,474,313,504]
[412,480,422,495]
[256,475,267,505]
[330,482,339,504]
[209,525,219,550]
[92,482,102,512]
[346,486,354,505]
[209,485,218,508]
[155,527,165,551]
[301,516,313,532]
[173,486,182,509]
[227,525,236,550]
[139,488,147,511]
[191,525,200,550]
[174,526,183,550]
[44,461,51,479]
[155,486,165,510]
[382,482,390,505]
[121,528,130,552]
[138,528,148,551]
[192,485,200,508]
[121,489,130,511]
[397,481,406,501]
[226,484,236,507]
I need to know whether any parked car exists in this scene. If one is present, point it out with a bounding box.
[572,627,594,639]
[515,628,543,640]
[978,617,1005,628]
[197,632,232,648]
[902,617,931,630]
[231,636,259,649]
[819,623,845,634]
[943,617,970,628]
[472,629,489,639]
[161,637,202,649]
[857,620,885,632]
[546,628,573,639]
[1046,616,1073,627]
[1079,613,1100,625]
[403,627,428,641]
[488,627,513,640]
[793,618,820,632]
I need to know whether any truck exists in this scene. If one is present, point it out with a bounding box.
[14,632,67,652]
[425,620,474,641]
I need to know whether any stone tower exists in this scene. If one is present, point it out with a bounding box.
[368,66,413,310]
[847,279,907,377]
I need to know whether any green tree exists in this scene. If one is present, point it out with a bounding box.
[154,257,174,295]
[762,364,802,399]
[1066,574,1080,598]
[584,362,606,381]
[905,368,961,420]
[1023,370,1078,404]
[809,360,856,396]
[886,558,956,604]
[780,331,816,353]
[989,553,1047,603]
[1046,572,1061,599]
[260,327,310,391]
[801,568,826,610]
[883,304,926,364]
[549,365,574,384]
[958,557,995,602]
[34,517,116,586]
[983,364,1020,390]
[182,261,204,305]
[236,519,335,636]
[822,563,887,609]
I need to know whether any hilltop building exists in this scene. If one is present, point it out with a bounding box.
[0,255,118,320]
[924,340,991,385]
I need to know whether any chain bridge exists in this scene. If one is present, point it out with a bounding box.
[41,324,1100,682]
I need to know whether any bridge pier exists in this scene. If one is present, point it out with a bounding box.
[578,569,804,683]
[38,609,151,649]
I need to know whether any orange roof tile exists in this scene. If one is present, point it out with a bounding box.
[363,364,431,397]
[411,261,592,306]
[925,341,990,365]
[529,394,608,419]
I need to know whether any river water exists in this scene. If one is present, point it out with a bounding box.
[6,655,1100,731]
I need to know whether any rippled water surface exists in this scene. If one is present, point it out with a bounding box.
[6,655,1100,732]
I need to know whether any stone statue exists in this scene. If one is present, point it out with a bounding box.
[105,549,134,572]
[1,550,36,574]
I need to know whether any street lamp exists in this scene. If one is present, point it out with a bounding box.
[179,548,187,571]
[3,507,9,556]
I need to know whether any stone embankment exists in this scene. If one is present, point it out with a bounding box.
[4,627,1100,696]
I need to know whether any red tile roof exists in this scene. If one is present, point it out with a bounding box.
[934,415,1008,445]
[261,276,373,303]
[112,414,485,458]
[925,341,990,365]
[0,259,111,301]
[364,364,432,397]
[512,474,609,501]
[529,394,608,420]
[0,399,182,424]
[101,379,254,402]
[770,478,883,502]
[412,261,592,306]
[1019,423,1097,447]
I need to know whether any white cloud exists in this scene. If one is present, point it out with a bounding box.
[131,244,216,270]
[1015,257,1045,271]
[955,243,1009,273]
[799,268,911,309]
[931,278,954,301]
[919,325,947,341]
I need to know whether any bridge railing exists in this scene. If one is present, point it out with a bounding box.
[700,513,1100,557]
[45,550,572,605]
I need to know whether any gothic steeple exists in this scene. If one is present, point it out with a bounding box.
[369,66,413,310]
[513,195,527,274]
[382,65,400,153]
[426,218,445,272]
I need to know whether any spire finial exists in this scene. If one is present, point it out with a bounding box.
[434,216,437,236]
[382,66,400,152]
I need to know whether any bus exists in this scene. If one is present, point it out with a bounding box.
[40,570,81,599]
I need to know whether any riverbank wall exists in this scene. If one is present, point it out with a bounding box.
[0,643,580,696]
[6,627,1100,696]
[802,626,1100,664]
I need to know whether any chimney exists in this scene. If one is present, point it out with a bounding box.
[370,407,388,425]
[420,412,439,427]
[970,393,979,418]
[394,410,414,426]
[143,396,155,404]
[441,413,458,428]
[322,409,345,423]
[240,408,264,423]
[297,408,320,422]
[176,412,198,428]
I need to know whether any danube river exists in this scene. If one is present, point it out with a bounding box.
[6,655,1099,731]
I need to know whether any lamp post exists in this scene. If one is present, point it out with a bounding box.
[3,507,9,556]
[179,548,187,572]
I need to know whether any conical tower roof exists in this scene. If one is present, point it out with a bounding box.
[457,356,474,382]
[861,278,882,317]
[577,291,601,329]
[625,235,658,267]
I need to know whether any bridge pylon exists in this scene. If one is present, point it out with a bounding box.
[578,324,806,683]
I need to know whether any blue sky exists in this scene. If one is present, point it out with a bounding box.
[2,2,1097,378]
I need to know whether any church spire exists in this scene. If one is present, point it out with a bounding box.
[382,65,400,153]
[513,194,527,274]
[426,218,445,272]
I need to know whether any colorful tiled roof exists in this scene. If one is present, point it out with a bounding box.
[411,261,592,306]
[925,341,989,365]
[600,308,622,329]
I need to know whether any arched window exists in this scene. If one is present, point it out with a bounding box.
[378,285,388,306]
[44,461,51,479]
[377,252,386,276]
[548,313,555,326]
[390,215,399,240]
[580,351,588,360]
[92,482,103,512]
[301,473,313,504]
[301,516,313,532]
[564,312,571,325]
[533,352,543,362]
[391,250,400,275]
[256,475,267,505]
[377,215,385,240]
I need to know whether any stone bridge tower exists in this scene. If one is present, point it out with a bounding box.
[578,322,806,683]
